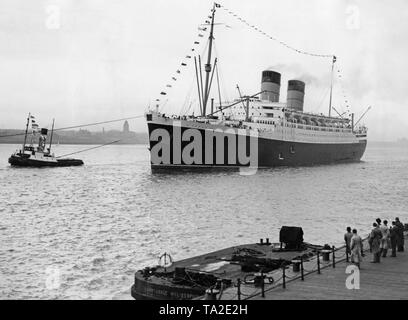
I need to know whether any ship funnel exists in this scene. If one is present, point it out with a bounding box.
[261,70,281,103]
[287,80,305,112]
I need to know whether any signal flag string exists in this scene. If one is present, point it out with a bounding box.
[335,66,352,117]
[219,4,334,59]
[154,9,214,109]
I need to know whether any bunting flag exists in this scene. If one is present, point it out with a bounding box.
[335,65,352,115]
[30,115,35,119]
[154,6,213,109]
[32,122,39,133]
[221,4,333,59]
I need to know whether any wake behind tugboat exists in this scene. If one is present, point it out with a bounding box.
[8,114,83,168]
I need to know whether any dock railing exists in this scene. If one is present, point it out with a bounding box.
[234,235,371,300]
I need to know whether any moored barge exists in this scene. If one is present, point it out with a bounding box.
[131,226,322,300]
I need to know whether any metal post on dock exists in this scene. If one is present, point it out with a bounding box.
[317,252,321,274]
[300,256,304,281]
[332,246,336,268]
[261,270,265,298]
[282,266,286,289]
[237,278,241,300]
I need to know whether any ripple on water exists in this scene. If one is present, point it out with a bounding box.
[1,143,408,299]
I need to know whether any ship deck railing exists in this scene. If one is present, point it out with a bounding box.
[154,113,368,136]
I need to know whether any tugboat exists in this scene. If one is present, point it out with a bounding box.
[8,114,84,167]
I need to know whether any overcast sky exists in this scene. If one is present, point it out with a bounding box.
[0,0,407,140]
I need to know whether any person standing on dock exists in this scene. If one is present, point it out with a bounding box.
[369,223,382,263]
[380,220,390,257]
[390,221,398,257]
[350,229,363,269]
[344,227,353,255]
[395,217,404,252]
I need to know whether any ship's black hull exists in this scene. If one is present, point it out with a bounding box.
[147,122,367,171]
[8,155,84,167]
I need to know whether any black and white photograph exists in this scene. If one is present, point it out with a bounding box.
[1,0,407,311]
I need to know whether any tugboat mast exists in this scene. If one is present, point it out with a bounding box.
[202,3,217,117]
[22,112,30,152]
[49,118,55,153]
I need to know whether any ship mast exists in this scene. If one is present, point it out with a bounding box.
[202,3,217,117]
[328,55,336,117]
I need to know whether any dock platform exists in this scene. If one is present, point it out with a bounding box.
[218,234,407,300]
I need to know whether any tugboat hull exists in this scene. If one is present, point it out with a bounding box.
[8,155,83,167]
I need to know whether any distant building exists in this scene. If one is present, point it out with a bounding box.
[123,120,130,133]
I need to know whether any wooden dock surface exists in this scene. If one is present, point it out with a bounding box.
[247,236,408,300]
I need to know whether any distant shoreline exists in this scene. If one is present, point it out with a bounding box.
[0,141,147,145]
[0,129,148,145]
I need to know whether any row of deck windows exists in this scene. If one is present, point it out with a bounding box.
[257,120,275,125]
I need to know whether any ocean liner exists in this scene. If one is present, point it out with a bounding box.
[146,3,368,171]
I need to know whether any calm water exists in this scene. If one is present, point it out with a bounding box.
[0,142,407,299]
